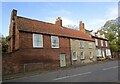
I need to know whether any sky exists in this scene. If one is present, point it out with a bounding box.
[1,1,119,37]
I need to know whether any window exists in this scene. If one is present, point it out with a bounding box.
[80,52,84,59]
[80,41,84,48]
[95,39,98,46]
[91,32,95,36]
[72,51,77,60]
[89,42,92,48]
[105,41,108,47]
[101,40,103,46]
[96,49,99,56]
[33,33,43,48]
[89,52,93,59]
[51,36,59,48]
[108,49,111,56]
[102,34,105,38]
[98,32,100,37]
[106,49,111,56]
[96,49,102,57]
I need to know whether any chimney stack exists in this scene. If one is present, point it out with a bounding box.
[11,9,17,21]
[55,17,62,27]
[79,21,85,33]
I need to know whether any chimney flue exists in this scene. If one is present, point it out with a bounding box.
[79,21,85,33]
[55,17,62,27]
[11,9,17,21]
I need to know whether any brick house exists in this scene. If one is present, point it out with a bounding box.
[85,30,112,59]
[3,9,95,74]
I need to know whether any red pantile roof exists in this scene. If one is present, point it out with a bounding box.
[17,16,94,42]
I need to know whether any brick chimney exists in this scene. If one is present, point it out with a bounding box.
[79,21,85,33]
[55,17,62,27]
[11,9,17,21]
[9,9,17,52]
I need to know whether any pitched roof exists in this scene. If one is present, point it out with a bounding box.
[16,16,94,42]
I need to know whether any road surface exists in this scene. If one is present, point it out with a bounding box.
[4,60,119,82]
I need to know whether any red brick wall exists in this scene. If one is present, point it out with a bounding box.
[15,27,19,50]
[19,31,71,66]
[3,31,71,75]
[2,51,23,75]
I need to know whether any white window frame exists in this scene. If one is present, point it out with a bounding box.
[80,41,84,48]
[89,52,93,59]
[105,41,108,47]
[96,49,99,56]
[101,40,103,46]
[33,33,43,48]
[95,39,98,46]
[98,32,100,37]
[89,42,92,48]
[97,49,102,57]
[102,34,105,38]
[106,49,111,56]
[72,51,77,60]
[108,49,111,56]
[80,52,84,59]
[51,36,59,48]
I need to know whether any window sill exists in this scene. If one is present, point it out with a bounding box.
[33,47,43,48]
[89,48,92,49]
[80,58,85,60]
[72,59,77,60]
[52,47,59,48]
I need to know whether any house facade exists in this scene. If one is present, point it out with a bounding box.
[3,9,96,75]
[85,30,112,59]
[70,21,96,65]
[8,10,72,69]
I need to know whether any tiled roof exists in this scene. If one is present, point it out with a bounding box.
[17,16,94,42]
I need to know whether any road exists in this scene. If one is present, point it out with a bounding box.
[4,60,119,82]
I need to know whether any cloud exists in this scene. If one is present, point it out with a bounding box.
[86,4,118,32]
[106,6,118,20]
[44,16,79,30]
[53,10,72,16]
[85,18,107,32]
[45,17,78,26]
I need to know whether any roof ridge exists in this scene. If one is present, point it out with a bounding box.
[17,16,94,42]
[17,16,80,32]
[17,16,55,26]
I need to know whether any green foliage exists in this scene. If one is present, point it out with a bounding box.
[102,23,119,52]
[2,35,10,52]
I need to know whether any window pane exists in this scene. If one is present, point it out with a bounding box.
[80,52,84,59]
[51,36,59,48]
[33,34,43,47]
[95,39,98,46]
[80,42,84,48]
[89,42,92,48]
[72,51,77,60]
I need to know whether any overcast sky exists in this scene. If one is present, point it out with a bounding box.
[1,1,119,36]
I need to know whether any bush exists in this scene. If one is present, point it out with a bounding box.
[98,57,106,61]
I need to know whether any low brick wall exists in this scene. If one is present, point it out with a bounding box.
[2,51,23,75]
[23,62,58,72]
[2,50,59,76]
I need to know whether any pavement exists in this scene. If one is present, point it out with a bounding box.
[3,60,119,82]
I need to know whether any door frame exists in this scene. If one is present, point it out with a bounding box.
[59,53,66,67]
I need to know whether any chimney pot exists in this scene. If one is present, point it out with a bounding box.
[55,17,62,27]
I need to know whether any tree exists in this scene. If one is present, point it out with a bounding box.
[102,23,119,57]
[2,35,10,52]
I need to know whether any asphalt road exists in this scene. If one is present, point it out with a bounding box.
[5,60,119,82]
